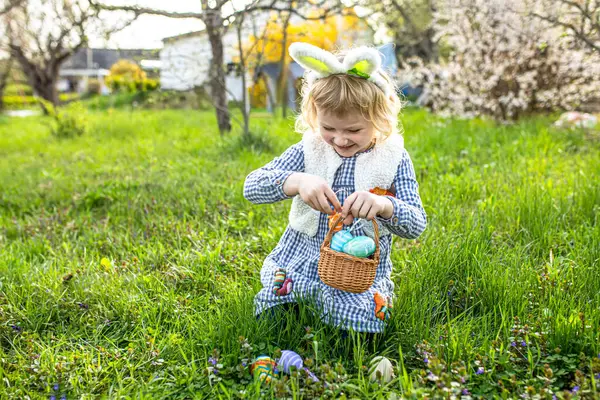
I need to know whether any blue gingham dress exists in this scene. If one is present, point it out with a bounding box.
[243,141,427,333]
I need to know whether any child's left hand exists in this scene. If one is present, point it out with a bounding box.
[341,191,394,225]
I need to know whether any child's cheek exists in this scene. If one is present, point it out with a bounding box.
[320,130,334,145]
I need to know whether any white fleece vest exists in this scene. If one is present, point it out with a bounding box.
[289,131,405,238]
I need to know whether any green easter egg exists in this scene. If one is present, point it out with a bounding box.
[342,236,376,258]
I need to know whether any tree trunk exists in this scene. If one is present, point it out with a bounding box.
[0,59,11,112]
[0,86,5,111]
[10,46,59,113]
[236,16,250,137]
[278,12,292,118]
[262,73,276,113]
[28,71,58,114]
[36,76,58,105]
[206,15,231,135]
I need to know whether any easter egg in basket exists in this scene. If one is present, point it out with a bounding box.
[342,236,376,258]
[327,212,343,233]
[330,230,354,252]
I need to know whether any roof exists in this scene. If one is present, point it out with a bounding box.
[61,48,160,70]
[59,68,110,77]
[162,30,205,44]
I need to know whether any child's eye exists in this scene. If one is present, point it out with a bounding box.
[323,126,335,131]
[348,129,362,133]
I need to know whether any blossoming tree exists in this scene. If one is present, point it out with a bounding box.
[410,0,600,120]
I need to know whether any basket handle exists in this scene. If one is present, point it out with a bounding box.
[322,214,380,258]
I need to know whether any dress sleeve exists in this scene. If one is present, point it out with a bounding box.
[243,142,305,204]
[376,149,427,239]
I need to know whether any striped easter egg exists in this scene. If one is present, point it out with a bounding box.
[251,355,277,383]
[278,350,303,374]
[330,230,354,252]
[342,236,376,258]
[273,269,286,287]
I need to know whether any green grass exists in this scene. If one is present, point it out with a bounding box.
[0,109,599,398]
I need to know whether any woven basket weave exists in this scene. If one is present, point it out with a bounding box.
[318,214,380,293]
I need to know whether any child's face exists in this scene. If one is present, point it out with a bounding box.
[316,109,375,157]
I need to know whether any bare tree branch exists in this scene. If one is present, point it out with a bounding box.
[6,0,138,110]
[92,0,349,134]
[531,10,600,52]
[531,0,600,53]
[89,0,203,19]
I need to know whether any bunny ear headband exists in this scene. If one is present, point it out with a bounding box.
[288,42,392,98]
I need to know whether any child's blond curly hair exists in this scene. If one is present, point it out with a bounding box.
[294,49,403,141]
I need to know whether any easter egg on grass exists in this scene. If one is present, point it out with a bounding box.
[330,230,354,252]
[278,350,319,382]
[369,356,395,383]
[278,350,303,374]
[342,236,376,258]
[250,355,277,383]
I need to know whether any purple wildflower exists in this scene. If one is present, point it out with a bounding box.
[595,373,600,379]
[462,389,471,395]
[208,357,217,366]
[53,384,59,391]
[60,395,66,400]
[423,357,429,364]
[77,302,89,309]
[50,396,56,400]
[521,341,527,347]
[10,324,22,332]
[476,367,485,375]
[572,386,579,393]
[511,341,516,347]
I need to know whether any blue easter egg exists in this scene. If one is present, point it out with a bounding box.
[331,230,354,252]
[278,350,303,374]
[342,236,376,258]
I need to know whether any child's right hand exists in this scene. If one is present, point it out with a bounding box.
[284,172,342,215]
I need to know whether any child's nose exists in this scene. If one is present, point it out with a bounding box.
[334,137,350,146]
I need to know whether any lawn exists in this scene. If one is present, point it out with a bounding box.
[0,108,598,398]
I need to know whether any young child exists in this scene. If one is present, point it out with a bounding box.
[243,42,427,333]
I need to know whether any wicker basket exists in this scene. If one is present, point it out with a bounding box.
[318,214,380,293]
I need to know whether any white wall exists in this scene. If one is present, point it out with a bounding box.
[160,35,212,91]
[160,13,270,100]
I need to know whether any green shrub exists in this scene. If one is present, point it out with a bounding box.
[2,95,38,109]
[4,83,33,96]
[144,78,160,91]
[106,60,159,93]
[39,99,88,139]
[2,93,80,109]
[105,60,160,93]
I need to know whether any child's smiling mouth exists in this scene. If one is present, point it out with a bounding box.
[334,145,356,156]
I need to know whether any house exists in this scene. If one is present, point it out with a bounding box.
[58,48,160,94]
[159,11,380,111]
[160,14,272,101]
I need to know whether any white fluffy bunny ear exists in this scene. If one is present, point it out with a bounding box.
[342,47,382,78]
[289,42,344,77]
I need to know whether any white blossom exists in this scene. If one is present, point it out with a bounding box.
[406,0,600,120]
